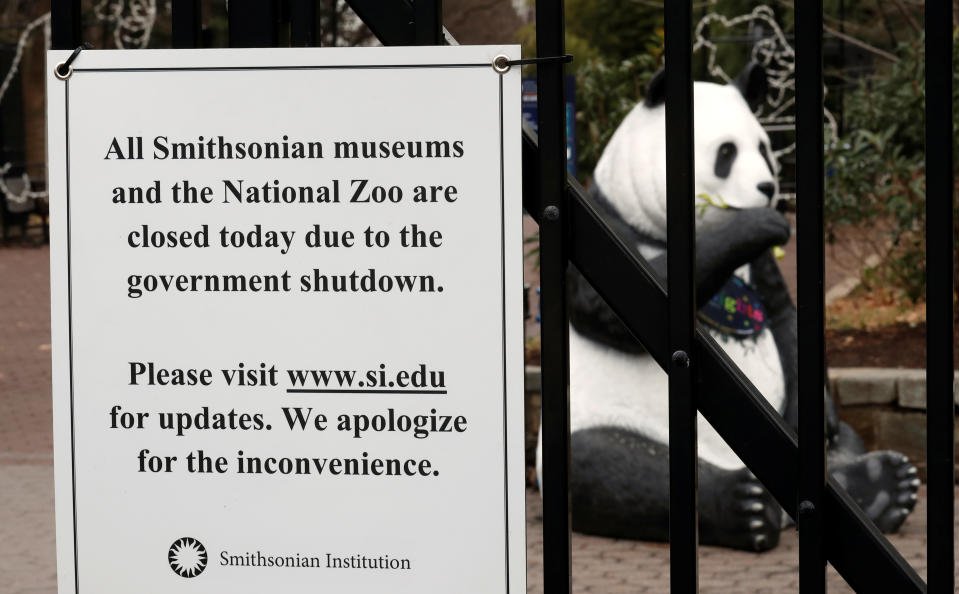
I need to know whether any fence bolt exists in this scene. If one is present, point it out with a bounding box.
[798,500,816,517]
[543,205,560,221]
[671,350,690,369]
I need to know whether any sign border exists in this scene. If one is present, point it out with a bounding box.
[55,55,519,593]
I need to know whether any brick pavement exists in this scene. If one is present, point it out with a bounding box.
[0,465,55,594]
[1,246,55,594]
[525,486,943,593]
[0,245,951,593]
[0,245,52,462]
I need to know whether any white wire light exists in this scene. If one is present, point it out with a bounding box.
[0,12,51,206]
[94,0,158,50]
[0,2,159,208]
[694,5,839,159]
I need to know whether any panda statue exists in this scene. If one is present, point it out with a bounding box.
[537,63,921,552]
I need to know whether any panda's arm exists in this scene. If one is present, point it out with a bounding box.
[567,208,789,355]
[568,265,647,354]
[749,251,840,440]
[644,208,791,307]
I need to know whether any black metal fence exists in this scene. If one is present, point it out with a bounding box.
[50,1,955,592]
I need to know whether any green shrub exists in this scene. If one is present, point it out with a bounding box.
[825,35,959,302]
[573,34,662,182]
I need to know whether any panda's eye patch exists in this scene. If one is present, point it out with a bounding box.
[759,142,775,176]
[714,142,738,179]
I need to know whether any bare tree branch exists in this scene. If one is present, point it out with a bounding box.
[823,24,900,63]
[890,0,922,34]
[774,0,901,63]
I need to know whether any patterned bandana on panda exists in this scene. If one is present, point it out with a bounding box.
[698,276,767,338]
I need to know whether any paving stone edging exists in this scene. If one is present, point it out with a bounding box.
[524,365,959,411]
[828,367,959,409]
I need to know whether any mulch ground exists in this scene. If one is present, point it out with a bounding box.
[826,322,958,368]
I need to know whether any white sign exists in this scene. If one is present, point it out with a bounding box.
[47,46,524,593]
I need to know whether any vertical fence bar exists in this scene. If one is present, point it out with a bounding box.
[290,0,318,47]
[795,1,826,592]
[228,0,279,47]
[663,1,698,591]
[172,0,202,49]
[51,0,82,50]
[414,0,442,46]
[925,1,955,591]
[536,2,571,593]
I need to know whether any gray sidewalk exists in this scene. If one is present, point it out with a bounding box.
[1,464,55,594]
[0,462,941,593]
[1,245,56,594]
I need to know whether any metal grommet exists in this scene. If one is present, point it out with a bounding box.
[492,54,511,74]
[54,62,72,80]
[53,43,92,81]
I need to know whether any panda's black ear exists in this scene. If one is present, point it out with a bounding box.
[732,61,768,112]
[643,69,667,108]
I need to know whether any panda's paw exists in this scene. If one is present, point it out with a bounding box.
[732,471,781,552]
[735,207,791,246]
[702,468,780,552]
[830,451,919,533]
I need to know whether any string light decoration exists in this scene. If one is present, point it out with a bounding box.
[0,12,50,206]
[0,2,159,209]
[94,0,158,50]
[694,5,838,160]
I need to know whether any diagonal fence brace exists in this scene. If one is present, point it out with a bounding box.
[523,129,926,594]
[345,1,928,590]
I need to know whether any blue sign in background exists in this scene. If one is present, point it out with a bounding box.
[521,76,577,176]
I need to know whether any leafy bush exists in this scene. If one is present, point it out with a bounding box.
[824,35,959,302]
[572,32,663,182]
